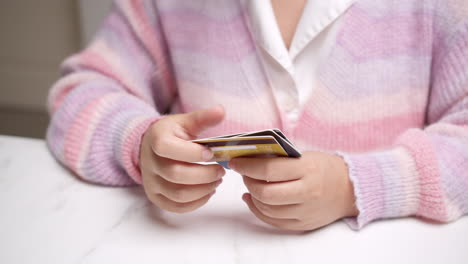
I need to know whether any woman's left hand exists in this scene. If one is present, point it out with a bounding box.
[228,152,359,231]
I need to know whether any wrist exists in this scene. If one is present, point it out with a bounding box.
[128,116,164,184]
[330,154,359,218]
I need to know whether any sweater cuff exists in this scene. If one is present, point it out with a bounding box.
[121,115,165,184]
[337,147,420,230]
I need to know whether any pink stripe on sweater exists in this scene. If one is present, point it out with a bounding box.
[49,71,111,113]
[79,46,151,102]
[64,94,119,174]
[80,50,127,87]
[50,74,87,113]
[304,82,428,123]
[127,0,176,95]
[396,129,448,221]
[122,116,163,184]
[295,110,424,152]
[198,119,274,140]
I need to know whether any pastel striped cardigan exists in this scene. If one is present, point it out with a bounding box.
[47,0,468,229]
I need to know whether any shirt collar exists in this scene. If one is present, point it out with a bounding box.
[245,0,356,65]
[290,0,356,59]
[245,0,292,68]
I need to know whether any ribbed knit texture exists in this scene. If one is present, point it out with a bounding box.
[46,0,468,229]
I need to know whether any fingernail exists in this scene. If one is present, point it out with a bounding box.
[228,160,236,170]
[202,148,214,161]
[217,167,226,178]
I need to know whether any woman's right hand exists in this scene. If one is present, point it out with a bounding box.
[140,105,226,213]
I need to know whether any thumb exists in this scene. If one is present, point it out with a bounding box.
[179,105,225,137]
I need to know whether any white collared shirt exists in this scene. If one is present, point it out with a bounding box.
[244,0,355,123]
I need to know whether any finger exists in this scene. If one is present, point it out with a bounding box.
[151,132,215,163]
[149,191,216,214]
[179,105,225,136]
[250,196,301,219]
[229,157,304,182]
[151,106,224,163]
[153,156,225,184]
[243,193,301,230]
[155,176,223,203]
[242,176,304,205]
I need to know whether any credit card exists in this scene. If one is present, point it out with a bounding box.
[192,129,301,169]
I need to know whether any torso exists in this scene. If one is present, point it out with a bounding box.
[160,0,432,152]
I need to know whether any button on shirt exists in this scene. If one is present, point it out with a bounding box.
[244,0,356,125]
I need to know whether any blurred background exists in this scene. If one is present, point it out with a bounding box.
[0,0,113,138]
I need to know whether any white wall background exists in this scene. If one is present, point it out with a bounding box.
[0,0,80,111]
[0,0,114,112]
[0,0,115,137]
[79,0,114,46]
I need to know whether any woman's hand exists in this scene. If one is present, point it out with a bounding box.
[229,152,359,231]
[140,105,226,213]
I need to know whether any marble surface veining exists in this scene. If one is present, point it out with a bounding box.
[0,135,467,264]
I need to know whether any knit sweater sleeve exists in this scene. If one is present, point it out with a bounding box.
[46,0,176,186]
[339,5,468,229]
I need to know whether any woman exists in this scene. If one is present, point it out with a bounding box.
[47,0,468,231]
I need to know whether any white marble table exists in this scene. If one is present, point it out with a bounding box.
[1,135,467,264]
